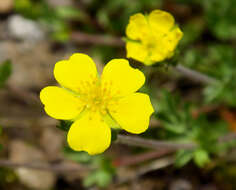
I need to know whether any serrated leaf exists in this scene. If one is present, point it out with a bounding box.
[175,150,194,168]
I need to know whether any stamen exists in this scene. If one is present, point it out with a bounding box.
[77,77,117,117]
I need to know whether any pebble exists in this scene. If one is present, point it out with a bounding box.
[9,140,56,190]
[47,0,73,7]
[169,179,193,190]
[7,15,45,42]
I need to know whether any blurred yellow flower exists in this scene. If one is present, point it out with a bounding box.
[125,9,183,65]
[40,53,154,155]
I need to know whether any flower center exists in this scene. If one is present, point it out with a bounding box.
[79,78,115,116]
[142,34,157,51]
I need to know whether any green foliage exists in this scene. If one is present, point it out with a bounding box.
[175,0,236,40]
[111,129,118,142]
[83,156,115,188]
[203,0,236,40]
[64,148,93,164]
[180,45,236,106]
[94,0,163,33]
[56,120,73,132]
[193,148,210,167]
[203,46,236,106]
[157,91,194,136]
[175,150,194,168]
[175,149,210,168]
[14,0,44,19]
[0,60,12,88]
[180,19,205,47]
[84,169,113,188]
[0,168,17,186]
[64,148,115,188]
[157,91,231,167]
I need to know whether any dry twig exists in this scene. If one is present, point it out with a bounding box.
[71,31,125,47]
[174,64,218,85]
[0,160,87,174]
[117,135,196,150]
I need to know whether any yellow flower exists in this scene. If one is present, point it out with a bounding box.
[125,9,183,65]
[40,53,154,155]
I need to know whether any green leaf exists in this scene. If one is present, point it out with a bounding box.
[204,0,236,40]
[83,172,97,187]
[56,120,73,132]
[14,0,45,19]
[175,150,194,168]
[83,155,115,187]
[55,7,84,20]
[83,170,113,188]
[0,60,12,88]
[96,170,113,187]
[64,148,93,164]
[193,149,210,167]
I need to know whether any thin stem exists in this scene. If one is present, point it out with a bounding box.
[71,31,125,47]
[117,135,196,150]
[113,149,174,167]
[174,64,218,85]
[218,133,236,143]
[0,160,87,173]
[117,133,236,151]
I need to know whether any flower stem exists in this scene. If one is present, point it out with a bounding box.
[174,64,218,85]
[117,135,196,150]
[117,133,236,151]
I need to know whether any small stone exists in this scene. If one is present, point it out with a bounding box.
[9,140,56,190]
[46,0,73,7]
[0,0,13,13]
[169,179,193,190]
[8,15,45,42]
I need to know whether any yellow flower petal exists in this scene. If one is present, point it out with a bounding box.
[109,93,154,134]
[149,39,170,63]
[150,50,166,63]
[164,27,183,52]
[54,53,98,94]
[101,59,145,97]
[126,41,147,63]
[149,9,175,33]
[40,86,84,120]
[67,113,111,155]
[126,13,149,40]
